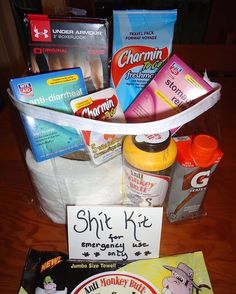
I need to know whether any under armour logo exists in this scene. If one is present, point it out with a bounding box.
[30,19,52,42]
[34,26,49,39]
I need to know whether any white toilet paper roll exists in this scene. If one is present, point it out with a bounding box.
[26,149,123,223]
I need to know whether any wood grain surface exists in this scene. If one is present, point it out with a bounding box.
[0,76,235,293]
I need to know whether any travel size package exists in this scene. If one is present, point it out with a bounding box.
[26,14,109,93]
[111,10,177,111]
[70,87,126,166]
[18,249,213,294]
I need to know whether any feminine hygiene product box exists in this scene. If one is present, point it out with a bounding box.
[10,68,87,162]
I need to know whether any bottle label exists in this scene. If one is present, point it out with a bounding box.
[135,132,169,145]
[167,163,215,222]
[123,163,170,206]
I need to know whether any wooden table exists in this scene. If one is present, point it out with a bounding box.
[0,74,235,293]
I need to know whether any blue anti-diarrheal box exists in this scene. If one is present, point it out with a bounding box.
[10,68,87,161]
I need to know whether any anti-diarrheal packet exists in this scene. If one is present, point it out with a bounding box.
[10,68,87,161]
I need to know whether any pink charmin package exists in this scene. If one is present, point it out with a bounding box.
[125,54,213,124]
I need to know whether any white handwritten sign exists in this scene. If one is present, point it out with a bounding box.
[67,206,163,261]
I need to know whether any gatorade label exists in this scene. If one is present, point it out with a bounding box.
[167,136,223,222]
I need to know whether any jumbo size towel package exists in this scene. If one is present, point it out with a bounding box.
[111,10,177,111]
[26,14,109,93]
[18,249,213,294]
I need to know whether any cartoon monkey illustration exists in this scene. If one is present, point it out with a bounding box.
[162,263,211,294]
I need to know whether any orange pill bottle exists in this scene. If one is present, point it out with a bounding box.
[123,132,177,206]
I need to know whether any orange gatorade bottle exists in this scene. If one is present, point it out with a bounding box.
[167,134,223,222]
[123,132,177,206]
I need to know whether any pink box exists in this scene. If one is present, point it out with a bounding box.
[125,55,213,125]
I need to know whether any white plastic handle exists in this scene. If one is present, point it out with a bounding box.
[7,77,221,135]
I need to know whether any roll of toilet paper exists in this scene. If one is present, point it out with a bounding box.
[26,149,123,223]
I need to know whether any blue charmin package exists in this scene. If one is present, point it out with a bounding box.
[10,68,87,161]
[111,10,177,111]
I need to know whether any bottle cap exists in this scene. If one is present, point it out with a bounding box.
[133,131,171,152]
[191,134,218,167]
